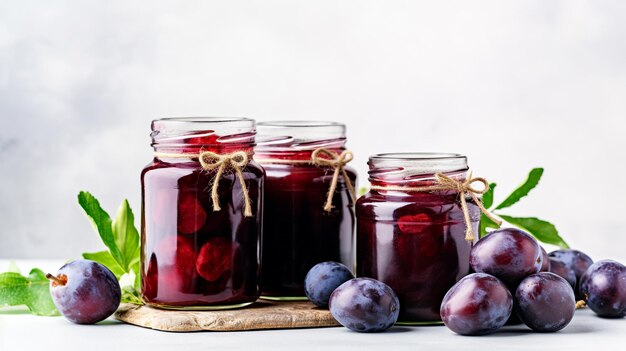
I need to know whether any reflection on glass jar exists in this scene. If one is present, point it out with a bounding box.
[256,121,357,300]
[141,117,263,309]
[356,153,479,324]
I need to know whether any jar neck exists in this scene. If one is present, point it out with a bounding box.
[151,117,256,157]
[256,121,347,161]
[368,153,468,189]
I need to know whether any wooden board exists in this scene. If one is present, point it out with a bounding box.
[114,300,340,332]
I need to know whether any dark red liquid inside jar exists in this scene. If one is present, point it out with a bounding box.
[257,122,357,299]
[140,118,263,309]
[356,153,478,323]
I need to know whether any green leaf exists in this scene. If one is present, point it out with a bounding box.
[78,192,124,266]
[479,183,500,237]
[26,269,60,316]
[499,215,570,248]
[0,269,59,316]
[0,273,31,308]
[111,199,141,271]
[79,192,142,295]
[482,183,497,209]
[495,168,544,210]
[479,213,501,238]
[82,251,125,279]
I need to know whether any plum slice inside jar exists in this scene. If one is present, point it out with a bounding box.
[141,117,263,309]
[357,153,479,324]
[177,192,207,235]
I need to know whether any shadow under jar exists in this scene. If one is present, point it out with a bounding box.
[256,121,357,300]
[356,153,479,324]
[141,117,264,309]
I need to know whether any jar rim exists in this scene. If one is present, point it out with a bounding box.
[151,117,255,133]
[258,120,345,128]
[154,116,254,124]
[368,152,468,180]
[151,117,256,150]
[256,121,347,152]
[369,152,465,161]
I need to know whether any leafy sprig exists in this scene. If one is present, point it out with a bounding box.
[479,168,569,248]
[78,191,143,304]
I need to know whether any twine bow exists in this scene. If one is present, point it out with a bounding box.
[311,148,357,212]
[154,150,253,217]
[198,151,252,217]
[370,171,501,242]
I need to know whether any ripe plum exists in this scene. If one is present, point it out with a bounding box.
[515,272,575,332]
[47,260,121,324]
[470,228,542,286]
[579,260,626,318]
[329,278,399,332]
[304,262,354,308]
[440,273,512,335]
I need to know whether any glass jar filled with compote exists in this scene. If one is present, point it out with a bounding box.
[357,153,481,324]
[256,121,357,300]
[141,117,264,309]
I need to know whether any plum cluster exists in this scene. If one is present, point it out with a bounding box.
[441,228,577,335]
[440,228,626,336]
[304,262,399,332]
[442,228,570,335]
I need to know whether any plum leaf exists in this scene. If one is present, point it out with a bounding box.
[112,199,141,272]
[498,215,569,248]
[494,168,543,210]
[79,191,143,304]
[0,268,60,316]
[78,192,124,266]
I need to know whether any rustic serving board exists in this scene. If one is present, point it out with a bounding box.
[114,300,340,332]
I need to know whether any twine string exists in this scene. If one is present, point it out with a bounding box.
[154,151,253,217]
[370,171,502,242]
[255,148,356,212]
[311,148,357,212]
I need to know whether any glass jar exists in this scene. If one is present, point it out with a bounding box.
[356,153,479,324]
[140,117,264,309]
[256,121,357,299]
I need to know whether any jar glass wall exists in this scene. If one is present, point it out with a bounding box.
[356,153,478,324]
[256,121,357,300]
[141,117,264,309]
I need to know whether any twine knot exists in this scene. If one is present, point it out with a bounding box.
[311,148,357,212]
[370,171,501,242]
[199,151,249,170]
[155,150,253,217]
[435,172,490,196]
[198,151,252,217]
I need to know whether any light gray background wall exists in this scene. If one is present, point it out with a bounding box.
[1,1,625,260]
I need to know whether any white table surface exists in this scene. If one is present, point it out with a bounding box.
[2,259,625,351]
